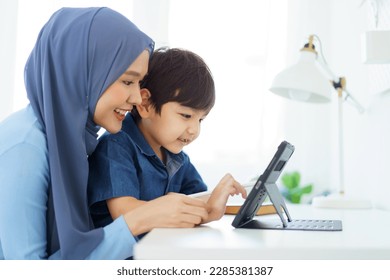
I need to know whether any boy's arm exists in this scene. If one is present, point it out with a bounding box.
[88,134,143,221]
[107,196,145,220]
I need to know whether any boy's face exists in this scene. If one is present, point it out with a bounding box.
[139,101,208,157]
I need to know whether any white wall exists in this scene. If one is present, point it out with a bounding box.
[132,0,170,48]
[279,0,390,210]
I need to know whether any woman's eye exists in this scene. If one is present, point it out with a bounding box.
[123,81,133,86]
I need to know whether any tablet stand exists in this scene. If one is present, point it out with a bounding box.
[239,183,343,231]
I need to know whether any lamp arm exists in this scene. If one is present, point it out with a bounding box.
[343,89,365,114]
[313,37,365,114]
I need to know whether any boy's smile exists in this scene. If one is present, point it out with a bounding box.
[178,137,191,145]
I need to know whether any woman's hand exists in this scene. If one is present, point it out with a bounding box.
[123,193,208,236]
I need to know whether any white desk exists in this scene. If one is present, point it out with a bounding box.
[134,204,390,259]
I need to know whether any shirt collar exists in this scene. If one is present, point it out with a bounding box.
[122,114,155,157]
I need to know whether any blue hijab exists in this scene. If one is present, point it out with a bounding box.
[24,7,154,259]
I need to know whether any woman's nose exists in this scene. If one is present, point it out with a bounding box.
[127,89,142,106]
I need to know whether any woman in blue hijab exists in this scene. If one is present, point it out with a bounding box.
[0,7,208,260]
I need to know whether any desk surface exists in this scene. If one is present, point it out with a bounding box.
[134,204,390,260]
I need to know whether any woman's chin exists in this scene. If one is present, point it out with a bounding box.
[103,124,121,134]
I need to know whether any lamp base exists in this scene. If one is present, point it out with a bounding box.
[312,193,372,209]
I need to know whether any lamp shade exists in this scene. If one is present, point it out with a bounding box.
[270,51,333,103]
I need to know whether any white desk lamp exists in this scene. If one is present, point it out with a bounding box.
[269,34,371,209]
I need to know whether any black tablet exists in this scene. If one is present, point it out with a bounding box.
[232,141,342,231]
[232,141,294,228]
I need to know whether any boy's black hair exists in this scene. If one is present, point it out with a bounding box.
[132,47,215,121]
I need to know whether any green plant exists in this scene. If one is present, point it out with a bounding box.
[281,171,313,204]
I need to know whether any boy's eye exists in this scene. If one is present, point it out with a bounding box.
[180,113,192,119]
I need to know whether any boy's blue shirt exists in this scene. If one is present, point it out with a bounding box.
[88,114,207,228]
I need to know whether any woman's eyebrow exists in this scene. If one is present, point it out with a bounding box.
[124,70,141,76]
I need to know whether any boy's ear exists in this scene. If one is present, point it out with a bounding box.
[136,88,152,118]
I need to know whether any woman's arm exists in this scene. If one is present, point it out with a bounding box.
[107,193,209,235]
[0,143,49,259]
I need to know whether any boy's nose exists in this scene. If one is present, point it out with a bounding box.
[187,121,200,135]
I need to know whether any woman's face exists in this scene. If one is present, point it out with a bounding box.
[94,50,149,133]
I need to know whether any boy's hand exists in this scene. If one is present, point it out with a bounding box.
[205,173,247,223]
[124,193,208,236]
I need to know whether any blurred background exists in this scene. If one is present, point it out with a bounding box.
[1,0,389,209]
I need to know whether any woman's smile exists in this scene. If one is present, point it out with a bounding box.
[114,108,130,121]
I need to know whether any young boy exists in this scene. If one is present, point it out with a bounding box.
[88,48,246,230]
